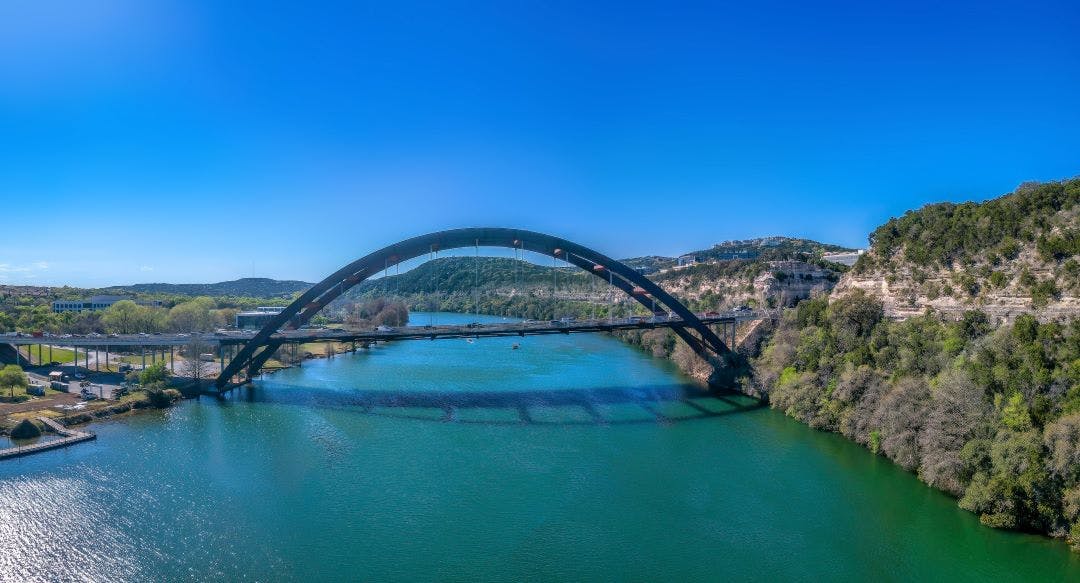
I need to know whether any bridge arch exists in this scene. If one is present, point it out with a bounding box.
[217,227,731,388]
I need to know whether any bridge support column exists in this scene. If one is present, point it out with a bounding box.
[49,345,53,364]
[95,347,99,372]
[105,346,109,372]
[170,346,174,373]
[141,345,145,370]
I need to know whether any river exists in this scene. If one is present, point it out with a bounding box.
[1,312,1078,581]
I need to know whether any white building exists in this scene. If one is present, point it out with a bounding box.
[821,250,865,267]
[52,295,163,313]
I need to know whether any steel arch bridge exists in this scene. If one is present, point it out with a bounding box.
[216,227,734,390]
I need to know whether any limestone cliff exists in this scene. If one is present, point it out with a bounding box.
[833,178,1080,322]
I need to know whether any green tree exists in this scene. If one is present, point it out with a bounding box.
[167,297,216,332]
[0,364,28,398]
[102,300,166,334]
[139,361,171,386]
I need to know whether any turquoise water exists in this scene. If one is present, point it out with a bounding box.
[1,313,1078,581]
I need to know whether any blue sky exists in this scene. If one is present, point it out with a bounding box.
[1,0,1078,287]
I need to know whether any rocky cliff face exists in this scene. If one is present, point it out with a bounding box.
[654,260,840,309]
[834,260,1080,322]
[833,179,1080,322]
[834,227,1080,323]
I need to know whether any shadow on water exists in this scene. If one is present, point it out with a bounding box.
[212,383,766,427]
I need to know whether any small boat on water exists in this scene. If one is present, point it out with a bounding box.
[466,338,475,344]
[511,343,520,350]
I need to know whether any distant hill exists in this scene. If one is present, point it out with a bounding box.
[694,236,855,262]
[97,278,313,299]
[346,257,587,299]
[621,256,676,274]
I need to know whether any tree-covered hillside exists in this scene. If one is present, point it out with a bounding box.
[862,178,1080,271]
[752,291,1080,548]
[841,178,1080,316]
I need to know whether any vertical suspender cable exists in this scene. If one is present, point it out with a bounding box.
[609,271,614,323]
[474,239,479,319]
[552,252,557,320]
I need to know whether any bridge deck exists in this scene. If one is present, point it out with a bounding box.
[1,312,764,348]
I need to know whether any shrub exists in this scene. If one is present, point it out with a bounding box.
[139,362,171,386]
[9,419,41,439]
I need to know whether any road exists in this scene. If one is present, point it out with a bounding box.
[1,311,767,348]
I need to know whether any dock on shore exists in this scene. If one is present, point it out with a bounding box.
[0,417,96,460]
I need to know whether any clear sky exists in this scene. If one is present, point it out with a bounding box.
[1,0,1078,287]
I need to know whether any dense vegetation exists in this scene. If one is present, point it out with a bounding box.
[861,179,1080,271]
[752,291,1080,548]
[0,293,291,335]
[338,299,410,329]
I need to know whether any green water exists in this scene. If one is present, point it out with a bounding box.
[1,313,1077,581]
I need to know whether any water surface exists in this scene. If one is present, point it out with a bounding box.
[1,313,1077,581]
